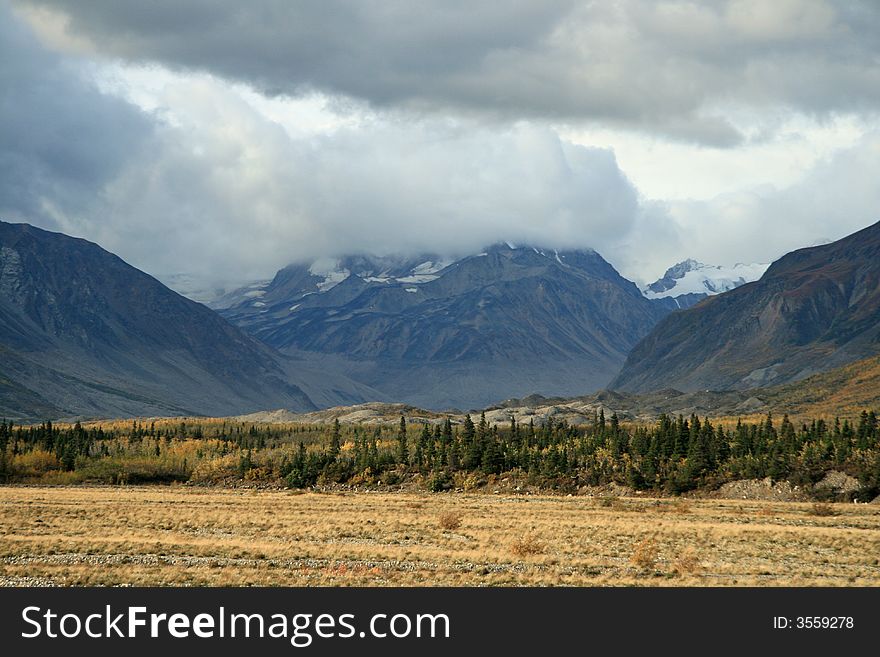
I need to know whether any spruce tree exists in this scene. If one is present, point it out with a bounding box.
[0,423,7,482]
[477,412,489,441]
[462,415,475,443]
[397,415,409,464]
[462,414,482,469]
[330,418,341,458]
[368,435,379,470]
[417,424,431,470]
[481,438,504,474]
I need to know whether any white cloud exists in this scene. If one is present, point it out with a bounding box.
[14,1,880,145]
[561,113,868,201]
[651,134,880,277]
[3,0,880,295]
[93,73,647,285]
[0,37,648,288]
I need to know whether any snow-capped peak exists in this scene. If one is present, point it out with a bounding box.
[643,260,768,300]
[396,259,452,283]
[308,258,351,292]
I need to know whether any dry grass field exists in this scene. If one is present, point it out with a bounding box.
[1,486,879,587]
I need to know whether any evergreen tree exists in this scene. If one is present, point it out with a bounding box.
[462,414,475,442]
[672,416,689,459]
[0,422,7,482]
[397,415,409,464]
[416,424,431,470]
[368,434,380,470]
[610,412,620,436]
[481,438,504,475]
[329,418,341,458]
[477,412,489,440]
[463,414,483,469]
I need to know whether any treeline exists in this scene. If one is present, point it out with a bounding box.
[1,410,879,499]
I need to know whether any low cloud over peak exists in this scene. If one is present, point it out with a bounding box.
[1,1,879,292]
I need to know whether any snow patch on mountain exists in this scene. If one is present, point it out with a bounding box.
[411,260,448,276]
[643,260,769,300]
[396,260,451,284]
[309,258,351,292]
[209,245,614,313]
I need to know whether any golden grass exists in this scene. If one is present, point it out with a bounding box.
[672,546,702,576]
[438,512,463,531]
[510,534,545,558]
[711,355,880,427]
[1,486,879,587]
[809,502,838,517]
[630,538,658,571]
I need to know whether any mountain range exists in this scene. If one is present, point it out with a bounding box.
[214,243,669,408]
[613,220,880,392]
[0,221,379,421]
[2,217,878,421]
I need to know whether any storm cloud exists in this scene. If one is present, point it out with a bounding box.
[0,3,652,288]
[95,79,651,285]
[2,1,880,293]
[13,0,880,146]
[0,8,152,231]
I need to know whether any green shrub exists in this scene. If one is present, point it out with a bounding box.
[429,471,453,492]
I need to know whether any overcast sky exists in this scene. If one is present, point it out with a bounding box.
[2,0,879,292]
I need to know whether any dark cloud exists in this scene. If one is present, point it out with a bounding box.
[0,3,656,289]
[0,7,152,227]
[3,0,879,295]
[14,0,880,145]
[91,91,652,287]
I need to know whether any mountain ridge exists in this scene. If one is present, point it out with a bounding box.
[0,220,379,421]
[217,242,670,408]
[613,220,880,393]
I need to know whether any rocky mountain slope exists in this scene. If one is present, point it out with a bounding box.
[613,221,880,393]
[217,243,670,408]
[0,221,377,421]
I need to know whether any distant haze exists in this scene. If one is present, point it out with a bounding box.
[2,0,880,290]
